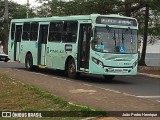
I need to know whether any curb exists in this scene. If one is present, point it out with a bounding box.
[138,66,160,71]
[138,72,160,79]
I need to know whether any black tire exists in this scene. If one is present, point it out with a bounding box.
[4,57,9,62]
[25,53,35,71]
[67,59,78,78]
[104,75,115,81]
[4,60,8,62]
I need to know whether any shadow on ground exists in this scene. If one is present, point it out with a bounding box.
[14,67,134,85]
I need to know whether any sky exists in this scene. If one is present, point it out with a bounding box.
[11,0,38,7]
[9,0,38,7]
[11,0,36,5]
[11,0,70,7]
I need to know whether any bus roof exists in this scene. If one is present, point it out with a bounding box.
[11,14,137,23]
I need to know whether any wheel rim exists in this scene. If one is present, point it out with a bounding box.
[27,58,31,68]
[68,61,76,76]
[25,55,32,69]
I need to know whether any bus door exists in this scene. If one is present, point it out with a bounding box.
[38,24,49,65]
[14,24,22,61]
[78,23,92,71]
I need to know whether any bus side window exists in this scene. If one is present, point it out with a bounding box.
[30,22,39,41]
[22,22,30,41]
[48,22,63,42]
[62,21,78,43]
[15,25,22,42]
[11,23,15,40]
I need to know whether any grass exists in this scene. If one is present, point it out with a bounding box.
[0,74,107,120]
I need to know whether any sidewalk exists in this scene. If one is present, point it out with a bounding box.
[138,66,160,78]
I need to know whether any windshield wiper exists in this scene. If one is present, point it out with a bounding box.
[113,30,117,52]
[131,30,133,52]
[122,31,124,44]
[131,30,133,43]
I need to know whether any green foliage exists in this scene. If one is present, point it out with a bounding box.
[36,0,119,16]
[8,2,27,19]
[25,0,160,41]
[0,0,36,43]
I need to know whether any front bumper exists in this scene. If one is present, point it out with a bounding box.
[104,66,137,75]
[90,60,137,75]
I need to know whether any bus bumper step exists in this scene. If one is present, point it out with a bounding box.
[39,65,46,69]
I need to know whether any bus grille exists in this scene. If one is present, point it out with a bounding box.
[102,54,135,61]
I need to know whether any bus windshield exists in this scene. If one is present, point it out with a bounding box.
[92,27,137,54]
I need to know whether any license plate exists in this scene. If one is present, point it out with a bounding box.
[114,69,123,73]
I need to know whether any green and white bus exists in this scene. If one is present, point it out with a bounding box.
[8,14,138,80]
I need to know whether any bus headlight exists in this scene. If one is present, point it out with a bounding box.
[92,57,104,68]
[132,60,137,68]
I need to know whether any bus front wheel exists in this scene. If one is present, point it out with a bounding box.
[25,53,34,71]
[67,59,77,78]
[104,75,115,81]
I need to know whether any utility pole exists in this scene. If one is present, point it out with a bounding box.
[27,0,29,18]
[3,0,9,54]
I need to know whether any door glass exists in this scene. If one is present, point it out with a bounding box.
[41,25,49,44]
[14,25,22,61]
[38,25,49,65]
[79,24,92,69]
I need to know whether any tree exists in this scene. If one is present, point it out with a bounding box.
[36,0,119,16]
[147,2,160,44]
[138,6,149,66]
[3,0,9,54]
[138,0,160,65]
[0,0,36,53]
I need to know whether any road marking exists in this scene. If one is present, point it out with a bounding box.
[83,84,93,87]
[81,117,97,120]
[96,87,160,103]
[98,87,141,97]
[138,73,160,79]
[18,69,73,82]
[137,96,160,98]
[34,72,49,77]
[69,89,96,94]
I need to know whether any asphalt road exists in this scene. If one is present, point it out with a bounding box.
[0,61,160,102]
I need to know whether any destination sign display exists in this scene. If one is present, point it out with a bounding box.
[96,17,137,26]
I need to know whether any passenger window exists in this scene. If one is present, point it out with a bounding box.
[48,22,63,42]
[62,21,78,43]
[22,22,30,41]
[30,22,39,41]
[15,25,22,42]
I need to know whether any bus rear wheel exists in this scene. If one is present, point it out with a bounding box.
[25,53,34,71]
[67,59,77,78]
[104,75,115,81]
